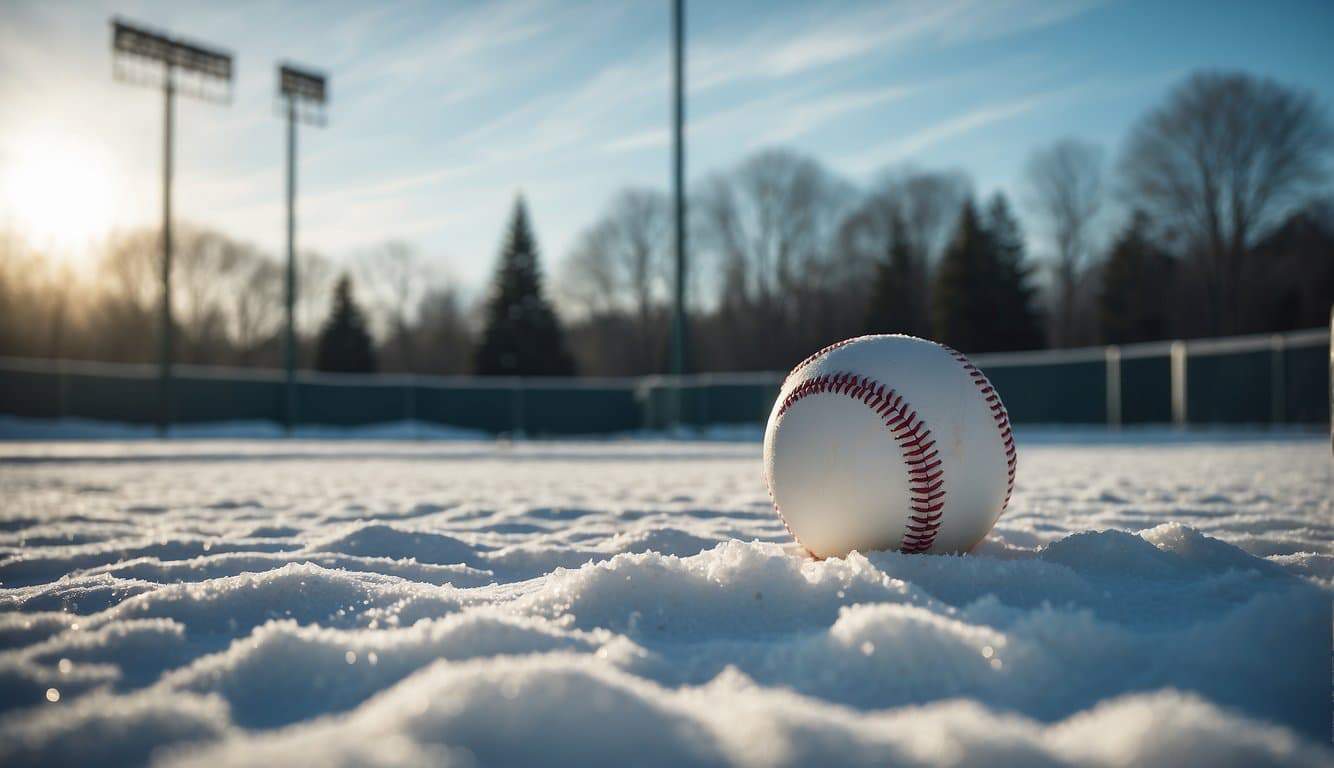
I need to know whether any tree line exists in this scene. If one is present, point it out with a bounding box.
[1,69,1330,377]
[559,70,1332,374]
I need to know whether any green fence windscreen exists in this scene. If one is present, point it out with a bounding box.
[1,330,1327,434]
[1120,355,1173,424]
[982,359,1106,424]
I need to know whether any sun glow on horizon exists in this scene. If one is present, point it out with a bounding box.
[1,136,119,258]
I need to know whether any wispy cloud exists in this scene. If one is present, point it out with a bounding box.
[754,85,914,145]
[605,128,668,154]
[689,0,1106,91]
[897,95,1046,154]
[604,83,912,155]
[839,92,1054,172]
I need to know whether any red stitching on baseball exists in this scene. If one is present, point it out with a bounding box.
[775,371,945,554]
[784,337,864,384]
[942,346,1016,512]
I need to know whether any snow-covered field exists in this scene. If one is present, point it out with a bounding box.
[0,432,1329,767]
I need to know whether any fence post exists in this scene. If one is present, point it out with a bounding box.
[1104,345,1121,429]
[511,378,526,438]
[1269,335,1285,427]
[638,378,657,432]
[56,358,68,421]
[1170,340,1188,428]
[697,376,708,431]
[404,376,417,439]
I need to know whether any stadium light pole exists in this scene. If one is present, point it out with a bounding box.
[111,19,232,436]
[276,63,328,435]
[670,0,689,431]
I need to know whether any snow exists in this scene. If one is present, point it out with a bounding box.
[0,431,1329,766]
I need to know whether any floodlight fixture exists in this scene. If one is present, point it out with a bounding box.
[276,61,330,432]
[112,18,233,102]
[280,64,327,103]
[110,18,234,434]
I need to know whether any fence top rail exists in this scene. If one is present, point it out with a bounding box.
[0,356,165,379]
[1,325,1326,386]
[1184,327,1329,356]
[969,347,1106,367]
[1115,340,1178,360]
[965,327,1328,366]
[302,372,645,390]
[639,371,787,388]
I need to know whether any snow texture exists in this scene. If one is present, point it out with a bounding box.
[0,431,1329,767]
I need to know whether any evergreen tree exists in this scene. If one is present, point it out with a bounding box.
[932,195,1043,352]
[1246,203,1334,333]
[983,194,1045,351]
[315,274,376,373]
[1099,211,1176,343]
[475,197,575,376]
[932,199,990,351]
[864,210,927,336]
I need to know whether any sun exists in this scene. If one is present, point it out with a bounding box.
[1,136,118,257]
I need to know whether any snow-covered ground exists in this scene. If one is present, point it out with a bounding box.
[0,431,1329,767]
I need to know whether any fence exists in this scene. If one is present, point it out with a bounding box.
[0,327,1328,435]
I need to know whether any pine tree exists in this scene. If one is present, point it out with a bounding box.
[315,274,377,373]
[932,199,990,351]
[864,210,927,336]
[983,194,1045,351]
[475,197,575,376]
[932,195,1043,353]
[1099,211,1175,343]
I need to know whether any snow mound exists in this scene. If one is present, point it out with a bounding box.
[160,612,608,728]
[159,656,1329,768]
[0,435,1329,765]
[520,541,926,638]
[79,552,496,588]
[0,690,231,767]
[307,524,485,567]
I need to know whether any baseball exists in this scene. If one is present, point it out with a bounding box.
[763,334,1015,558]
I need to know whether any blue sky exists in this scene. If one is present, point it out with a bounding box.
[1,0,1331,297]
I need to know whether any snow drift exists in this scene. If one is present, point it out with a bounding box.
[0,433,1329,766]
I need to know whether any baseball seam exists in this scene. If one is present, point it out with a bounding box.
[775,371,945,554]
[784,337,861,384]
[942,346,1016,511]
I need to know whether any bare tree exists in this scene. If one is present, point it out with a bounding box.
[697,149,853,310]
[611,189,670,329]
[560,220,622,318]
[359,242,423,332]
[1119,71,1332,334]
[835,168,971,335]
[413,282,474,375]
[91,230,161,362]
[0,233,85,360]
[558,189,672,373]
[100,229,159,316]
[297,250,334,340]
[232,256,283,360]
[560,189,670,318]
[357,241,433,372]
[174,229,236,361]
[1026,139,1103,346]
[691,150,861,370]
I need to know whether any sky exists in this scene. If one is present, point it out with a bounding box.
[1,0,1332,299]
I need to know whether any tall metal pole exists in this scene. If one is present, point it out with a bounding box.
[113,19,231,438]
[159,65,175,436]
[670,0,688,429]
[284,97,298,434]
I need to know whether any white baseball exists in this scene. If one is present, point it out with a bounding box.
[763,334,1015,558]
